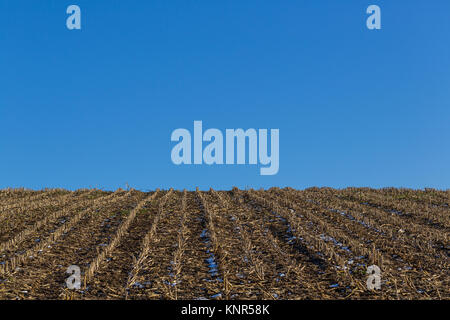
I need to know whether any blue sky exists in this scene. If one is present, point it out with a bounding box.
[1,0,449,191]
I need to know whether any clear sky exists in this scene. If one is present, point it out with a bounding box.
[1,0,449,191]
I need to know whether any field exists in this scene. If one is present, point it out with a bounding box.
[0,187,448,300]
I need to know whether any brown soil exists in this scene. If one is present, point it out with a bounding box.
[0,187,448,300]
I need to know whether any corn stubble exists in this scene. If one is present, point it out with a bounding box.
[0,187,448,300]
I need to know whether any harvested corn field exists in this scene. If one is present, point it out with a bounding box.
[0,187,448,300]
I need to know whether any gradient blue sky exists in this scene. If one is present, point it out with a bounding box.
[1,0,449,191]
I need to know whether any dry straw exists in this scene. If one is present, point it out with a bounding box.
[165,189,188,299]
[0,189,131,275]
[84,189,161,285]
[0,190,101,253]
[126,189,174,291]
[0,190,94,245]
[0,189,67,213]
